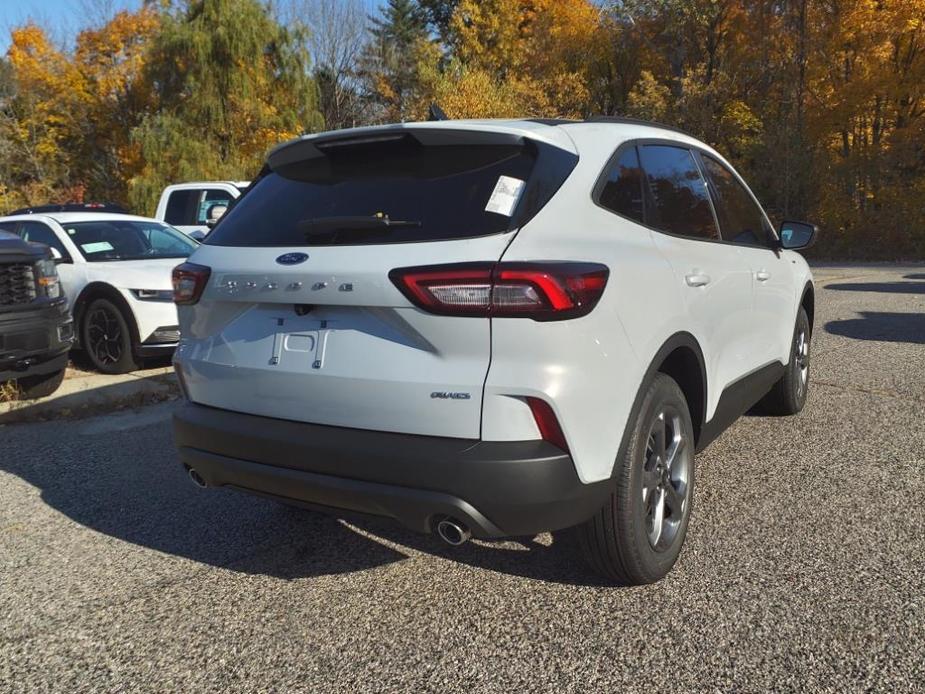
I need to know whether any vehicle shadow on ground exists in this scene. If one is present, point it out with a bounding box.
[825,281,925,294]
[1,400,609,587]
[1,370,176,423]
[904,273,925,280]
[326,514,611,587]
[824,311,925,345]
[68,350,173,373]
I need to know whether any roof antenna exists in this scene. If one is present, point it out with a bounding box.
[428,103,448,121]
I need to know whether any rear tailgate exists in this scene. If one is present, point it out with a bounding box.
[176,125,578,439]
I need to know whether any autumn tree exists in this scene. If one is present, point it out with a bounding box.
[128,0,323,214]
[2,0,924,257]
[804,0,925,256]
[0,57,18,210]
[2,24,84,206]
[73,6,160,204]
[411,0,604,119]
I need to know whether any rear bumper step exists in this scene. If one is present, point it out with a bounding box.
[173,402,611,538]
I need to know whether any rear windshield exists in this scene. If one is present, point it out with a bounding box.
[206,134,577,247]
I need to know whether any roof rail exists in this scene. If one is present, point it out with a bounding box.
[9,202,129,215]
[585,116,696,138]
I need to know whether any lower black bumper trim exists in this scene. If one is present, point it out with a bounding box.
[173,402,612,538]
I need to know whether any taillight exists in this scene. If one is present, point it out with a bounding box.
[526,397,570,453]
[389,262,608,320]
[172,262,211,305]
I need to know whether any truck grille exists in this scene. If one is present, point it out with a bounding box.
[0,263,37,306]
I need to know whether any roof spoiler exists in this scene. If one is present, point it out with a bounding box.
[266,128,525,173]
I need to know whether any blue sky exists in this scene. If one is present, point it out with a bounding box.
[0,0,142,52]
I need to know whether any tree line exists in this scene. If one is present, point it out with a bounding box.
[1,0,923,258]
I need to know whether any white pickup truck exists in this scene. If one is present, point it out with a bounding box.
[154,181,249,239]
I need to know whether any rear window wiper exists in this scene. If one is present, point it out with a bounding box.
[298,215,422,238]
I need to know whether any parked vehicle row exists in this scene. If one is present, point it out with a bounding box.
[0,211,199,376]
[170,117,817,585]
[0,182,245,396]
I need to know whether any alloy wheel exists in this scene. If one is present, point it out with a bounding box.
[641,406,692,552]
[794,328,809,397]
[87,306,124,366]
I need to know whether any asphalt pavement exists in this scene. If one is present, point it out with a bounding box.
[1,264,924,693]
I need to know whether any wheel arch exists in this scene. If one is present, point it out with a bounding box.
[651,333,707,449]
[73,282,140,349]
[610,332,708,480]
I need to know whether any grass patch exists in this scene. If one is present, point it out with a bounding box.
[0,380,21,403]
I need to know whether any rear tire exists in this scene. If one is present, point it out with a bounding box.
[16,367,66,400]
[81,298,140,374]
[759,307,810,416]
[578,373,696,585]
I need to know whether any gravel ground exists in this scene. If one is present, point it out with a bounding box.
[1,264,924,693]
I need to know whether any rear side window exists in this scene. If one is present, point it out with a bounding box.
[700,155,772,247]
[18,221,70,260]
[165,189,235,226]
[598,146,645,224]
[206,135,577,247]
[638,145,718,241]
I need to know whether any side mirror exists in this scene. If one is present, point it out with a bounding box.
[778,220,818,250]
[49,247,69,263]
[205,204,228,228]
[188,229,207,241]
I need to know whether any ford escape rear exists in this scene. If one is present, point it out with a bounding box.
[172,118,816,584]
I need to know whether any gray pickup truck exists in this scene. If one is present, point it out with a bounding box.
[0,229,74,399]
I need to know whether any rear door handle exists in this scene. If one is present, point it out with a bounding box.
[756,270,771,282]
[685,273,711,287]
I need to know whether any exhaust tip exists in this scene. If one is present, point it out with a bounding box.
[436,518,471,546]
[187,467,207,489]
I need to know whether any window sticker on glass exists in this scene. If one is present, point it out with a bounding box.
[81,241,114,253]
[67,228,77,235]
[485,175,526,217]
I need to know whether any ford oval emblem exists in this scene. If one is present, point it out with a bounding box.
[276,252,309,266]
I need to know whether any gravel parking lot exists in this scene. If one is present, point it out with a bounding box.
[1,265,923,693]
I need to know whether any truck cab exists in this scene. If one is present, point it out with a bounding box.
[154,182,249,240]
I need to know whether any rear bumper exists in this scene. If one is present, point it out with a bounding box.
[173,402,611,538]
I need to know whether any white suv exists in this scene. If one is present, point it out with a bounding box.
[171,118,816,584]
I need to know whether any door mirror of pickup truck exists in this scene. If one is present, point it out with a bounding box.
[49,246,68,263]
[778,221,818,250]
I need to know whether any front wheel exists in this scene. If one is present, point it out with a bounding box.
[578,373,696,585]
[81,298,140,374]
[759,307,811,416]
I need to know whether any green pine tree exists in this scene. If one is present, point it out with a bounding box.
[362,0,430,122]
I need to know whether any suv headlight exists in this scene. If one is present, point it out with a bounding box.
[34,259,61,299]
[131,289,174,302]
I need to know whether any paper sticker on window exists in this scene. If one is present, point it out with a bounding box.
[81,241,114,253]
[485,176,526,217]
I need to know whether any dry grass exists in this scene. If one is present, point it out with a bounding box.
[0,379,22,403]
